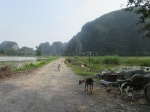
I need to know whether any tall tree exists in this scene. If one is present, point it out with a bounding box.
[125,0,150,37]
[65,37,82,56]
[36,46,42,57]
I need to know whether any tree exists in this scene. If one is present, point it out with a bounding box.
[36,46,42,57]
[65,37,82,56]
[125,0,150,37]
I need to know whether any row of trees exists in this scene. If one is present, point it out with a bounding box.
[0,41,66,56]
[0,49,35,56]
[36,42,67,56]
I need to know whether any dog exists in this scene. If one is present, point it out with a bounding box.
[58,64,60,71]
[119,81,134,100]
[79,78,94,93]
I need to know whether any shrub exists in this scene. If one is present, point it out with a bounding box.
[90,57,103,64]
[102,55,120,65]
[13,57,57,71]
[140,59,150,67]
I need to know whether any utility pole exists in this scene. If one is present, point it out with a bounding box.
[86,51,91,68]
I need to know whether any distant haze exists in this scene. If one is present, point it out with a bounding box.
[0,0,128,49]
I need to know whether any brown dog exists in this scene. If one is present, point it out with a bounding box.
[58,64,60,71]
[79,78,94,93]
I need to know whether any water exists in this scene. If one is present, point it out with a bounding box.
[0,57,37,62]
[0,56,47,68]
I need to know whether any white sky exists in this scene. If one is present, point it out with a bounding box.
[0,0,128,49]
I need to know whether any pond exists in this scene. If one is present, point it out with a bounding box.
[0,57,37,62]
[0,56,48,68]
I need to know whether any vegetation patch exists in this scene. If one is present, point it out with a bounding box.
[0,56,58,79]
[102,55,120,65]
[66,56,150,78]
[13,56,57,71]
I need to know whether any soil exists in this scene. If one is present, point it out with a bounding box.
[0,66,13,78]
[0,58,150,112]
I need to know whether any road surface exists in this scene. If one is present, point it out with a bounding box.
[0,58,150,112]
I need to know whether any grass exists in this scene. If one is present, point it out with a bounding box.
[13,56,57,71]
[65,56,150,78]
[102,55,120,65]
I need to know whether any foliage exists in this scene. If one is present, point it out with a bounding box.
[102,55,120,65]
[51,42,65,55]
[65,9,150,56]
[90,57,103,64]
[125,0,150,37]
[0,41,66,56]
[0,41,33,56]
[36,46,42,57]
[66,56,150,77]
[14,57,57,71]
[67,64,93,77]
[140,59,150,66]
[0,48,18,56]
[65,38,82,56]
[0,48,35,56]
[36,42,66,56]
[120,57,150,66]
[19,47,35,56]
[38,42,51,55]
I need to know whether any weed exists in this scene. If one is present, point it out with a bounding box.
[102,55,120,65]
[66,56,150,78]
[13,57,57,71]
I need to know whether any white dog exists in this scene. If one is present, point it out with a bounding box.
[119,81,134,100]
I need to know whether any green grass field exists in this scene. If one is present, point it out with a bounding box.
[65,56,150,78]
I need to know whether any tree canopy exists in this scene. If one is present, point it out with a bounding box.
[125,0,150,37]
[64,9,150,56]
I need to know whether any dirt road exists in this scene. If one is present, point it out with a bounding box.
[0,58,150,112]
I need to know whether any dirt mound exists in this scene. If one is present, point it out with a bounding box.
[0,66,13,79]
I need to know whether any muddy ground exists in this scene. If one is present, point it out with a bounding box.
[0,58,150,112]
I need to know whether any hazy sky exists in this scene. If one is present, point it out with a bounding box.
[0,0,128,49]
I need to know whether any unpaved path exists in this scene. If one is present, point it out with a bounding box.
[0,58,150,112]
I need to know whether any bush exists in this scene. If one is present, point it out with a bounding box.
[140,59,150,67]
[13,57,57,71]
[103,55,120,65]
[90,57,103,64]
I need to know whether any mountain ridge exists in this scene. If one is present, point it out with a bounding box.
[0,41,66,56]
[65,9,150,56]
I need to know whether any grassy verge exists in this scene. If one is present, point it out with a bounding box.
[13,56,58,71]
[65,56,150,78]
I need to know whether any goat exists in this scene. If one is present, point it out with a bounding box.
[79,78,94,93]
